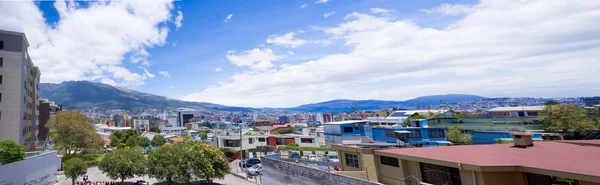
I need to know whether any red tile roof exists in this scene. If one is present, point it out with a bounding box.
[376,141,600,178]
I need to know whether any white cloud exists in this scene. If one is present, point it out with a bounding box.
[315,0,329,4]
[215,67,222,72]
[266,32,307,48]
[224,14,233,22]
[181,0,600,107]
[0,0,178,86]
[266,31,331,48]
[323,11,336,18]
[300,4,307,8]
[287,51,295,56]
[174,10,183,30]
[419,3,475,15]
[226,48,286,71]
[158,71,171,78]
[370,8,390,14]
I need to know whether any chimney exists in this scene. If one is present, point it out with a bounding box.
[511,132,534,148]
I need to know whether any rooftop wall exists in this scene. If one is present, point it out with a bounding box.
[0,151,59,185]
[261,154,380,185]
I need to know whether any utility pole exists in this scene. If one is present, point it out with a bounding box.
[239,121,244,168]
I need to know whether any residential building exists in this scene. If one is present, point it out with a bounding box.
[322,113,332,123]
[369,134,600,185]
[133,119,150,132]
[427,117,545,132]
[38,99,61,142]
[212,135,269,158]
[487,106,544,118]
[266,134,319,147]
[176,108,194,127]
[323,120,370,146]
[0,30,41,150]
[582,97,600,107]
[470,131,543,144]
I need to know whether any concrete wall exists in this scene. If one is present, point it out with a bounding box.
[0,151,59,185]
[261,155,380,185]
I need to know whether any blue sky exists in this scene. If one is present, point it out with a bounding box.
[2,0,600,107]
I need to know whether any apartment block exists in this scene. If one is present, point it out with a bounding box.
[38,99,62,142]
[0,30,41,151]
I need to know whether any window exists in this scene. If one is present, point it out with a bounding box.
[0,40,3,50]
[420,163,462,185]
[406,130,421,138]
[258,137,266,142]
[249,138,254,144]
[343,127,353,133]
[344,153,359,168]
[224,140,240,147]
[301,138,313,143]
[0,111,2,120]
[385,130,395,137]
[528,111,539,116]
[380,156,399,167]
[0,93,2,102]
[428,129,445,138]
[0,58,3,68]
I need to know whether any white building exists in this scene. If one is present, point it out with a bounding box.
[167,114,177,126]
[176,108,194,127]
[213,135,269,151]
[134,119,150,131]
[0,30,41,150]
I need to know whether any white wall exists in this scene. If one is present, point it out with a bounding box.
[0,151,59,185]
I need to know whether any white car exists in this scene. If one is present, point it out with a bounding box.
[308,154,317,161]
[327,155,339,163]
[246,164,262,176]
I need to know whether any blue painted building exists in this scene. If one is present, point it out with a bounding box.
[471,131,543,144]
[323,120,450,147]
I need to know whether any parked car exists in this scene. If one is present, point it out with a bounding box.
[290,152,301,160]
[308,154,317,161]
[246,164,262,176]
[326,155,339,163]
[239,158,261,168]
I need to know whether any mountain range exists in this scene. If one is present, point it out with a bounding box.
[40,81,487,112]
[39,81,253,112]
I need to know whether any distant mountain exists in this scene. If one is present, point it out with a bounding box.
[39,81,253,112]
[288,94,487,112]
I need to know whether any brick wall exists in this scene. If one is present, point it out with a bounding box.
[261,155,380,185]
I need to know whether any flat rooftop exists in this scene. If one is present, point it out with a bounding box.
[322,120,368,125]
[376,141,600,179]
[487,106,545,112]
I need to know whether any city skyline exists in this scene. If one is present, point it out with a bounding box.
[1,0,600,107]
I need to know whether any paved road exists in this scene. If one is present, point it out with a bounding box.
[56,167,253,185]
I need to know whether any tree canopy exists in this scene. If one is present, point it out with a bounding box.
[199,132,208,140]
[540,104,598,135]
[446,126,472,145]
[545,100,560,106]
[63,157,88,185]
[147,143,230,184]
[99,149,146,182]
[110,130,139,148]
[151,135,166,147]
[149,126,160,133]
[137,136,151,148]
[0,140,26,164]
[48,111,103,159]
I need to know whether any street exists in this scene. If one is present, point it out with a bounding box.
[56,167,253,185]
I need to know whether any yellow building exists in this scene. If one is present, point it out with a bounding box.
[333,133,600,185]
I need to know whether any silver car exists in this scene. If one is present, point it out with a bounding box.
[246,164,262,176]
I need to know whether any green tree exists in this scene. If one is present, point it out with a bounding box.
[63,157,87,185]
[149,126,160,133]
[137,136,151,148]
[183,135,192,141]
[540,104,598,136]
[99,149,146,182]
[48,111,104,159]
[0,140,26,164]
[199,132,208,140]
[219,148,238,158]
[446,126,472,145]
[125,137,138,148]
[147,144,230,184]
[110,130,139,148]
[545,100,560,106]
[151,135,166,147]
